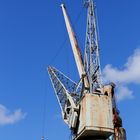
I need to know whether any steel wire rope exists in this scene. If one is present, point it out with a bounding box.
[66,43,70,77]
[48,38,68,66]
[64,4,85,80]
[47,4,85,67]
[41,77,49,140]
[94,4,104,85]
[41,4,86,140]
[69,4,85,54]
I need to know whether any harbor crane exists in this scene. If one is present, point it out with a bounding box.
[48,0,127,140]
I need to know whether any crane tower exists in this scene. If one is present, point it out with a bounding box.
[48,0,127,140]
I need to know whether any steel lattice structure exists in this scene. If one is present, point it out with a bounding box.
[47,1,127,140]
[84,0,102,93]
[48,66,80,125]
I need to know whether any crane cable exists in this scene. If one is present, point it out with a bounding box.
[41,86,47,140]
[41,4,85,140]
[67,5,85,80]
[48,3,84,66]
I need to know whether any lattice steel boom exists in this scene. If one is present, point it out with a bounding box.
[48,66,80,128]
[84,0,102,93]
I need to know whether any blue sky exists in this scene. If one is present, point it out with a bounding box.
[0,0,140,140]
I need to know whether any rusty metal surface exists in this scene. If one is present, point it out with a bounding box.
[76,86,114,139]
[61,4,89,88]
[114,127,127,140]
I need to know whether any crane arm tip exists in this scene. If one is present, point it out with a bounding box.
[60,3,65,8]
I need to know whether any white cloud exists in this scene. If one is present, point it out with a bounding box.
[103,48,140,84]
[0,104,26,126]
[116,86,134,101]
[103,48,140,101]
